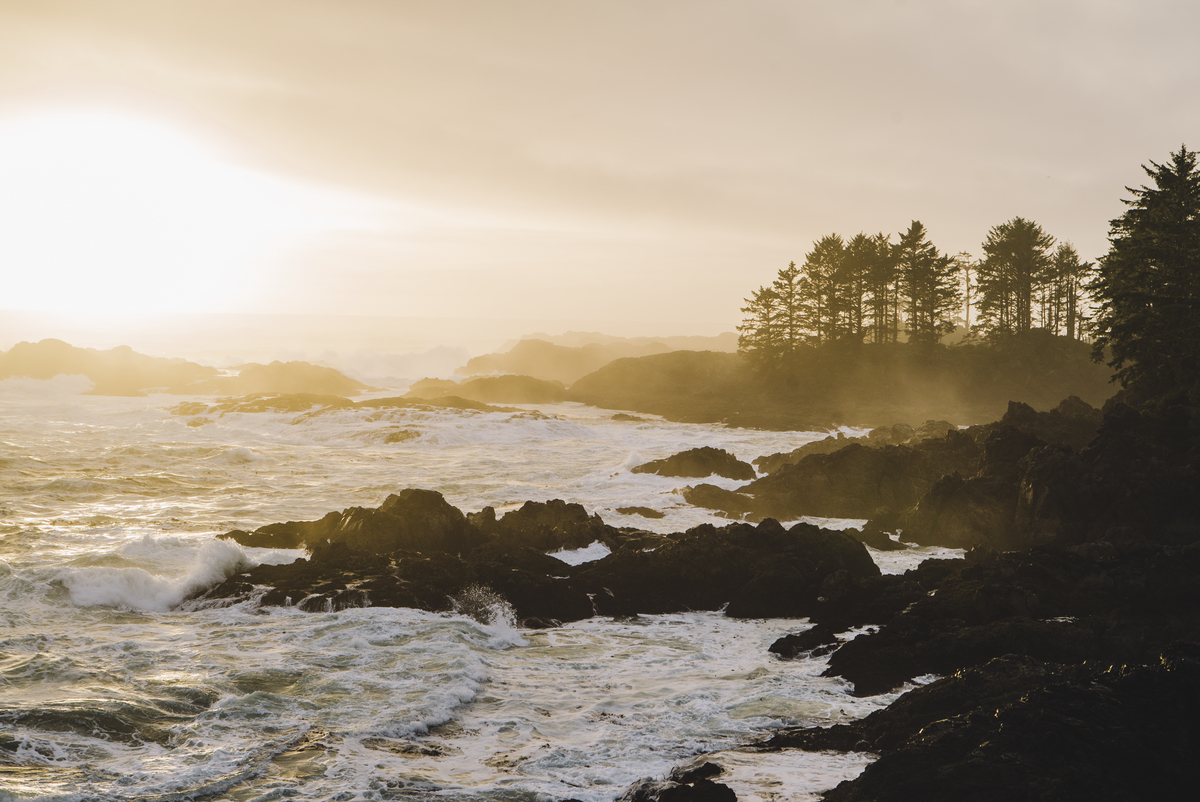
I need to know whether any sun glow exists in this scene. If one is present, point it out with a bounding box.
[0,110,365,315]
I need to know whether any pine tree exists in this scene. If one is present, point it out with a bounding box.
[840,233,878,342]
[1092,145,1200,399]
[977,217,1055,335]
[771,261,805,352]
[860,232,899,343]
[1044,243,1093,339]
[737,284,784,365]
[800,235,846,343]
[895,221,960,344]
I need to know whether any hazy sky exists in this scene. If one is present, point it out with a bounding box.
[2,0,1198,337]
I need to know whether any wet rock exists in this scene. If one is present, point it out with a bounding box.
[680,484,757,519]
[221,511,342,550]
[670,762,724,784]
[761,647,1200,802]
[331,489,484,554]
[574,519,880,618]
[768,624,839,658]
[220,488,485,555]
[617,777,737,802]
[615,506,666,519]
[821,544,1200,696]
[485,499,623,551]
[632,447,756,480]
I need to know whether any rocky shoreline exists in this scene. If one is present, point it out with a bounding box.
[186,393,1199,800]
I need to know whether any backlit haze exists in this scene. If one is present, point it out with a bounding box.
[2,0,1198,373]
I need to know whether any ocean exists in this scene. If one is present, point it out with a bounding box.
[0,376,959,801]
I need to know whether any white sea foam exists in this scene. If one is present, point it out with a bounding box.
[547,539,612,565]
[0,388,960,801]
[58,536,251,611]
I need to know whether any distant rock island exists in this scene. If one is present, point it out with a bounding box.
[454,331,738,385]
[0,339,371,397]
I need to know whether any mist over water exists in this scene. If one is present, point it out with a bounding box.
[0,376,956,800]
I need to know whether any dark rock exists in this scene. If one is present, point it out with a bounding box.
[899,472,1018,550]
[998,396,1103,451]
[632,447,755,480]
[615,506,666,519]
[617,777,737,802]
[222,511,342,550]
[488,499,622,551]
[670,762,724,784]
[680,484,758,519]
[574,519,880,618]
[739,431,981,520]
[843,526,905,551]
[753,422,955,476]
[900,396,1198,551]
[769,624,839,658]
[332,489,484,554]
[761,647,1200,802]
[820,544,1200,696]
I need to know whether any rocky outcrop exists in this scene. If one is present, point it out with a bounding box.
[758,646,1200,802]
[225,488,484,555]
[632,447,755,480]
[573,519,880,618]
[754,421,956,475]
[680,485,757,518]
[733,431,982,520]
[895,397,1196,551]
[204,491,877,624]
[469,499,623,551]
[748,396,1199,800]
[616,766,736,802]
[568,335,1112,429]
[819,542,1200,696]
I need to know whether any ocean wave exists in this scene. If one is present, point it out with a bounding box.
[57,537,251,611]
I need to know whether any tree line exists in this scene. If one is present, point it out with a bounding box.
[738,217,1094,363]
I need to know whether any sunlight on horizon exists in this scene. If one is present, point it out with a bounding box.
[0,109,385,315]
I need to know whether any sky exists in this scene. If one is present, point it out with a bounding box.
[1,0,1198,352]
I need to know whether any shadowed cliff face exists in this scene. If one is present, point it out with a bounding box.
[751,391,1200,801]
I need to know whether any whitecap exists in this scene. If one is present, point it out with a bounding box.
[58,536,251,611]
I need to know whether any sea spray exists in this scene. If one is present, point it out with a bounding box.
[57,535,252,611]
